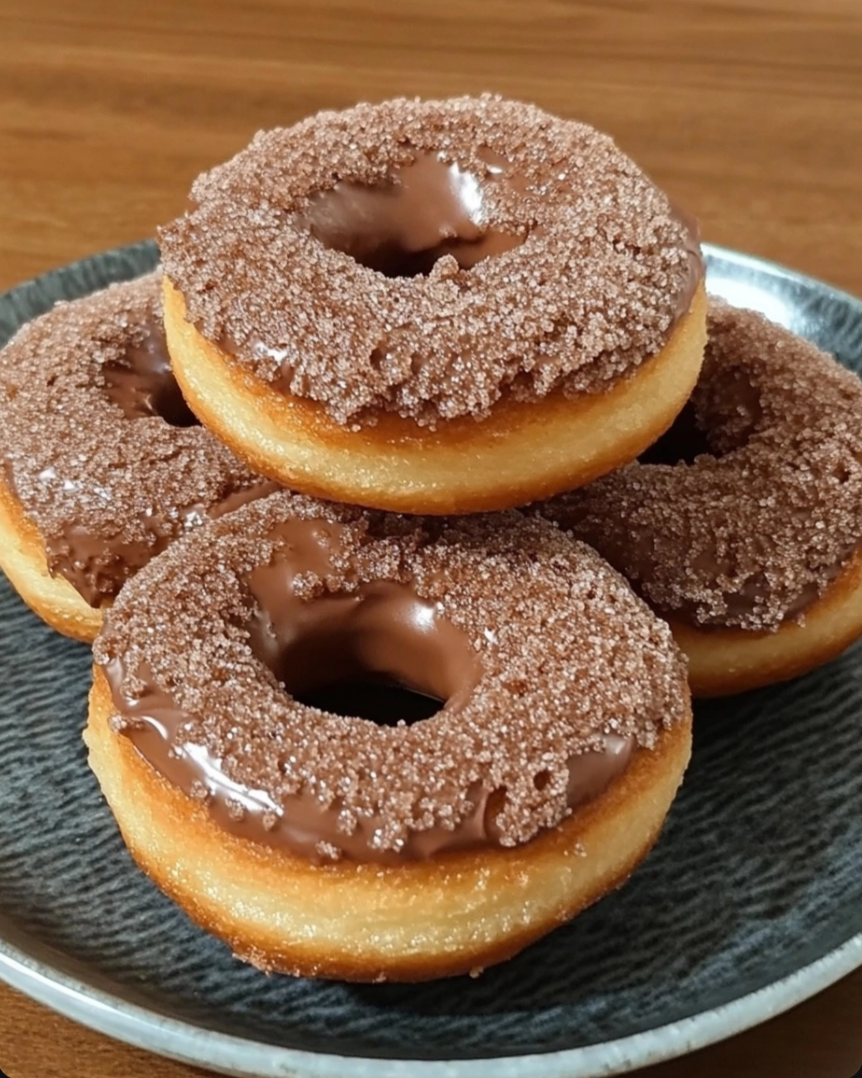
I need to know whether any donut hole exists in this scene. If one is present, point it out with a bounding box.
[267,627,446,727]
[103,334,200,428]
[299,151,525,278]
[638,403,712,466]
[640,369,763,465]
[150,380,199,427]
[248,580,479,727]
[295,676,442,725]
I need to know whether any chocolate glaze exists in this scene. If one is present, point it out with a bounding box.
[295,150,526,278]
[0,273,268,607]
[104,514,635,864]
[669,201,705,321]
[538,302,862,631]
[208,480,282,520]
[95,493,688,857]
[236,153,703,396]
[46,520,169,608]
[665,549,851,629]
[105,653,633,865]
[102,317,198,427]
[1,456,159,607]
[46,487,276,606]
[160,96,705,427]
[246,519,481,707]
[4,458,277,607]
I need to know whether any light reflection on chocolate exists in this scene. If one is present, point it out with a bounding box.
[246,519,481,709]
[102,317,198,428]
[294,149,527,278]
[2,448,277,606]
[104,516,637,865]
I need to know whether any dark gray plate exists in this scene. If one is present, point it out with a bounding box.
[0,244,861,1078]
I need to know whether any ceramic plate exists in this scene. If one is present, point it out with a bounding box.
[0,243,861,1078]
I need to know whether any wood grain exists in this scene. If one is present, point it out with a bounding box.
[1,1,861,1076]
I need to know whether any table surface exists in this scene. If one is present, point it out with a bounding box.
[1,1,861,1076]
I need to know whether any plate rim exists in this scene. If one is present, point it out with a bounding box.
[1,930,861,1078]
[1,240,861,1078]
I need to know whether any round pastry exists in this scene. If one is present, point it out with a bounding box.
[159,94,707,514]
[0,272,271,642]
[87,491,692,982]
[538,302,862,696]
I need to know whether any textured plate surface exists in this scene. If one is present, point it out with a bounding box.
[0,243,861,1078]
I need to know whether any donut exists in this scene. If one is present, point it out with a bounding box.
[0,272,272,642]
[159,95,708,514]
[538,302,862,696]
[86,491,692,982]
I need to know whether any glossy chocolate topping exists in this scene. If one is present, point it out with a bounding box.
[160,95,703,427]
[245,520,483,709]
[670,201,706,320]
[95,492,689,863]
[108,515,635,863]
[102,318,198,427]
[0,273,266,605]
[105,651,634,865]
[538,302,862,631]
[295,150,525,278]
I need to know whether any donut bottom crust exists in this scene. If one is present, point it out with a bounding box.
[670,547,862,697]
[163,278,708,515]
[0,470,103,642]
[85,667,692,983]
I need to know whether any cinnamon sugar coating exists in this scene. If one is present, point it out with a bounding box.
[538,303,862,631]
[0,274,263,605]
[159,95,700,427]
[94,492,688,854]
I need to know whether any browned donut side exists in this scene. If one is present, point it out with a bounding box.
[669,548,862,696]
[164,278,707,513]
[85,667,692,982]
[0,469,104,641]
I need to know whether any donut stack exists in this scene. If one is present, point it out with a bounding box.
[2,95,861,982]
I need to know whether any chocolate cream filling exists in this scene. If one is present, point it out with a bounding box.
[103,515,634,865]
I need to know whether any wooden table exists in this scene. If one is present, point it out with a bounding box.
[1,1,861,1075]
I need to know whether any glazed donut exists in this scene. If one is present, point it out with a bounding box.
[159,95,707,514]
[538,302,862,696]
[86,491,692,982]
[0,272,270,642]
